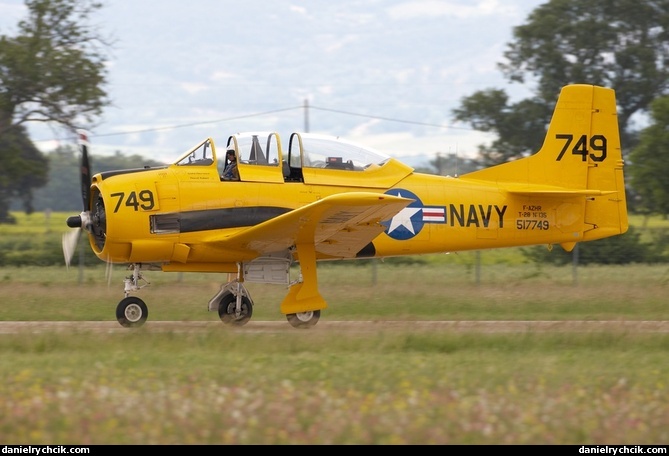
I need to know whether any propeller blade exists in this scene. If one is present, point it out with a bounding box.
[64,132,92,269]
[105,256,114,289]
[62,229,81,269]
[78,130,91,211]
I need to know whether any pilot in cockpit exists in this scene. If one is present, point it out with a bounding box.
[222,148,239,181]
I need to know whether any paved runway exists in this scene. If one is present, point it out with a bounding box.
[0,320,667,334]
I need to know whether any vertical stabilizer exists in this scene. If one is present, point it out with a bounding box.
[464,84,628,243]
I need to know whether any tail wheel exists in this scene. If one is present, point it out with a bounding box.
[116,297,148,328]
[286,310,320,328]
[218,294,253,326]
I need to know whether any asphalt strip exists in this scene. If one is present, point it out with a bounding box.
[0,320,667,334]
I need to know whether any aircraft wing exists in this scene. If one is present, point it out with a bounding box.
[207,192,413,258]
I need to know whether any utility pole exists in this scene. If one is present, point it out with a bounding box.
[303,99,310,133]
[435,152,443,175]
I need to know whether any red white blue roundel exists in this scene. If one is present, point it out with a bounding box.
[382,189,445,240]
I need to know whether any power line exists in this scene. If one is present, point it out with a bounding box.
[309,105,472,131]
[85,104,474,140]
[92,106,303,138]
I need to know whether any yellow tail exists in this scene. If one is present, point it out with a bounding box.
[465,84,628,246]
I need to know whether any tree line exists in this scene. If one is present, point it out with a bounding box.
[1,0,669,221]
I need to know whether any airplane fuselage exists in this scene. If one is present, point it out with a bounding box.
[90,156,592,271]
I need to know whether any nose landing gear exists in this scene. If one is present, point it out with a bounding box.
[115,264,150,328]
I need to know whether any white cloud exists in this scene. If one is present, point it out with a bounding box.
[323,34,360,53]
[210,70,237,81]
[386,0,520,20]
[180,82,209,95]
[289,4,308,16]
[0,1,25,29]
[348,129,494,161]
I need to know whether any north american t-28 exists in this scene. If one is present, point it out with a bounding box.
[63,84,628,328]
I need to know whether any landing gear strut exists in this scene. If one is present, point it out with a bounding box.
[208,264,254,327]
[115,264,150,328]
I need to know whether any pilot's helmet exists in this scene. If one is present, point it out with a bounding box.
[226,148,236,157]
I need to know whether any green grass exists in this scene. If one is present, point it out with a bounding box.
[0,263,668,444]
[1,328,667,444]
[1,211,668,444]
[1,262,668,322]
[628,213,669,229]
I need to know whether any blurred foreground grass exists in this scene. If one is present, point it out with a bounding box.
[1,328,667,444]
[0,262,668,444]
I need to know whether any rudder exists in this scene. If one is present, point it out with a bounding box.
[541,84,628,242]
[464,84,628,244]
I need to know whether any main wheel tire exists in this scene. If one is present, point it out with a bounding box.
[116,297,148,328]
[286,310,320,328]
[217,294,253,326]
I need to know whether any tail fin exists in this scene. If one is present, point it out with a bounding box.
[466,84,628,246]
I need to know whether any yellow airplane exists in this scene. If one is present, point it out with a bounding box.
[63,84,628,328]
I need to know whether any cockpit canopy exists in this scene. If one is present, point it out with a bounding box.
[286,132,392,170]
[173,131,412,187]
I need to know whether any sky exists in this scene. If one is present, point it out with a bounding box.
[0,0,547,166]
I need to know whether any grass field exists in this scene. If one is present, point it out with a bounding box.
[1,262,668,321]
[0,262,668,444]
[1,211,668,444]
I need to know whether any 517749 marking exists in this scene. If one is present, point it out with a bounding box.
[516,219,549,230]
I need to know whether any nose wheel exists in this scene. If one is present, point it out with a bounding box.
[116,297,148,327]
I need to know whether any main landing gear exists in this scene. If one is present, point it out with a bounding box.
[208,279,254,327]
[206,260,324,328]
[208,283,321,328]
[114,262,324,329]
[286,310,321,328]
